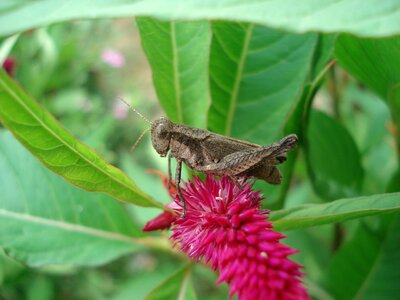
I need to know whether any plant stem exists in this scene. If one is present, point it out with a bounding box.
[327,66,341,120]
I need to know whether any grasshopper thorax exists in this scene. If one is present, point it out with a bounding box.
[151,117,173,157]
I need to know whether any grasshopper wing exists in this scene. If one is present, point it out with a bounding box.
[199,133,260,162]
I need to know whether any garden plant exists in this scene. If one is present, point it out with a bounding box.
[0,1,400,299]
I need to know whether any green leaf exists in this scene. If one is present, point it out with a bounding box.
[387,169,400,193]
[326,215,400,300]
[207,23,318,208]
[0,131,163,267]
[284,228,332,282]
[340,84,395,193]
[335,34,400,151]
[0,250,23,284]
[0,71,162,209]
[110,269,177,300]
[1,1,400,37]
[270,42,336,208]
[270,193,400,231]
[208,22,317,143]
[137,18,210,127]
[335,35,400,104]
[306,109,364,200]
[145,264,196,300]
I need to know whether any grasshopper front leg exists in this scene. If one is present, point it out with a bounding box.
[167,153,172,190]
[175,159,186,217]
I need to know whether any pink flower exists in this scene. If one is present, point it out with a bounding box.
[144,176,309,300]
[143,210,177,232]
[101,48,125,68]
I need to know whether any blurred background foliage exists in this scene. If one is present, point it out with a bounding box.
[0,11,399,300]
[0,20,188,300]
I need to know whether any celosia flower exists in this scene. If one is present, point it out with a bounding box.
[144,175,308,299]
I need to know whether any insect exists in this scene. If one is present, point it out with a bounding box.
[151,117,298,217]
[122,100,298,217]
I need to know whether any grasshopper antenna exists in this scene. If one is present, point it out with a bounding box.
[130,128,150,152]
[118,97,152,125]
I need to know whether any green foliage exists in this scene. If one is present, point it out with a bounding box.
[306,109,364,200]
[326,215,400,299]
[0,71,162,209]
[335,34,400,149]
[145,264,196,300]
[1,0,400,37]
[137,18,210,128]
[0,2,399,299]
[0,131,165,267]
[207,23,316,142]
[271,193,400,231]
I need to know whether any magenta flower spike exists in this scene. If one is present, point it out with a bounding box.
[144,176,309,300]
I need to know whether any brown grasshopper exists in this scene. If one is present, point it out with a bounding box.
[150,117,298,216]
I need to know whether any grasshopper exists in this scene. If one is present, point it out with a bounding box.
[150,117,298,216]
[121,100,297,216]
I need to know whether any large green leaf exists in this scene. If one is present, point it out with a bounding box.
[326,215,400,300]
[1,1,400,37]
[270,193,400,231]
[207,23,318,208]
[0,71,162,209]
[137,18,210,127]
[0,131,167,266]
[145,264,196,300]
[208,23,317,143]
[306,109,364,200]
[207,23,334,208]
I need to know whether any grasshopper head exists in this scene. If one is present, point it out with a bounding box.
[151,117,173,157]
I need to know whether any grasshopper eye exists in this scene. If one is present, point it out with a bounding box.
[156,124,167,138]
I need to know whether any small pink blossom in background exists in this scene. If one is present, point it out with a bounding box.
[2,56,16,76]
[144,176,309,300]
[112,99,129,119]
[101,48,125,68]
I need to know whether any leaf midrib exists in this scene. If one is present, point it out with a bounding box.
[0,209,137,244]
